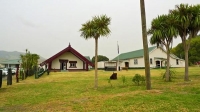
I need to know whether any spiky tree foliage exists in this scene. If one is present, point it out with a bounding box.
[170,4,200,81]
[140,0,151,90]
[80,15,111,89]
[20,50,40,78]
[148,14,178,81]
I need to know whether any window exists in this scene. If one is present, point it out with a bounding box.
[70,63,76,67]
[69,61,77,68]
[176,59,179,65]
[134,59,138,65]
[150,58,152,64]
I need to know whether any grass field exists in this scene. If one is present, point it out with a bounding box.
[0,67,200,112]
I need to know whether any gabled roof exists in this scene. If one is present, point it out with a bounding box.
[84,56,92,62]
[157,47,183,60]
[112,46,157,61]
[170,54,179,59]
[40,44,94,67]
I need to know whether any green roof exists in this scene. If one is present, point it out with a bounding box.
[112,46,157,61]
[0,59,21,64]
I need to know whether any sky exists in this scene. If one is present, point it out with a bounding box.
[0,0,199,60]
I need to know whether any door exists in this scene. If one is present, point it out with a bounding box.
[59,59,68,70]
[125,62,129,68]
[156,61,160,68]
[60,62,67,70]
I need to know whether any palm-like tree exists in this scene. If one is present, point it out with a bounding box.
[170,4,200,81]
[20,54,26,79]
[148,14,178,81]
[20,50,40,78]
[140,0,151,90]
[31,54,40,68]
[80,15,111,89]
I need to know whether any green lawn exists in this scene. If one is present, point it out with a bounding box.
[0,67,200,112]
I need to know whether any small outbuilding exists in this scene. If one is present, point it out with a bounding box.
[0,59,21,68]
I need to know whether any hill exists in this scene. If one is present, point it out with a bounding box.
[0,50,46,63]
[0,51,24,61]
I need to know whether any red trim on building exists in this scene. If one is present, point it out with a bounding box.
[40,44,94,70]
[59,59,68,62]
[86,63,88,71]
[69,61,77,63]
[47,62,52,69]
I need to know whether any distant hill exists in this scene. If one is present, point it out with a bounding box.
[0,51,46,63]
[0,51,24,61]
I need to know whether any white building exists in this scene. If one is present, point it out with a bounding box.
[0,59,21,68]
[97,61,117,70]
[112,46,185,69]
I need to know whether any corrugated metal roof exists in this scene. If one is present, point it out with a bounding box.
[112,46,156,61]
[0,59,21,64]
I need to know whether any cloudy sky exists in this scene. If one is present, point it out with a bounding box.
[0,0,199,60]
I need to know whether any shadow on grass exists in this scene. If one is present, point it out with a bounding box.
[0,88,7,93]
[2,105,28,112]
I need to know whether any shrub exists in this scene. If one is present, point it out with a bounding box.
[161,69,176,81]
[132,74,145,86]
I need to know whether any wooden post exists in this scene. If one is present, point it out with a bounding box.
[140,0,151,90]
[7,68,12,85]
[0,70,2,88]
[16,64,19,83]
[86,63,88,71]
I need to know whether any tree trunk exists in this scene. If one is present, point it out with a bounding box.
[140,0,151,90]
[166,47,170,81]
[25,69,29,79]
[182,38,189,81]
[21,70,24,80]
[184,46,189,81]
[94,38,98,89]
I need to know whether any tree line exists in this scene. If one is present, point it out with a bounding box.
[91,55,109,64]
[171,35,200,65]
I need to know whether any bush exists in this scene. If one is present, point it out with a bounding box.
[132,74,145,86]
[161,69,176,81]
